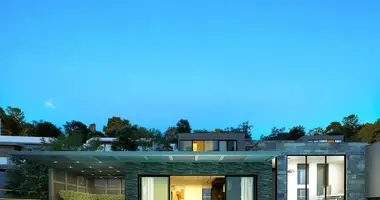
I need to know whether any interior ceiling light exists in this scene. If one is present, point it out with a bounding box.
[99,170,102,172]
[69,166,73,169]
[81,170,84,172]
[53,161,58,163]
[98,161,102,163]
[108,174,111,176]
[76,161,80,163]
[91,174,94,176]
[89,166,92,168]
[109,166,113,168]
[116,170,120,172]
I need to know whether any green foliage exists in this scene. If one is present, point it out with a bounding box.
[103,117,131,136]
[5,156,49,200]
[59,190,124,200]
[193,129,209,133]
[224,121,253,139]
[164,126,178,144]
[359,120,380,143]
[64,121,93,143]
[0,106,28,136]
[110,124,141,151]
[176,119,191,133]
[27,120,62,137]
[41,133,103,151]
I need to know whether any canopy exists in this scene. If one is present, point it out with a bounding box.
[9,151,280,176]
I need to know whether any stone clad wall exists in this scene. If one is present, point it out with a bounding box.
[124,162,272,200]
[250,142,367,200]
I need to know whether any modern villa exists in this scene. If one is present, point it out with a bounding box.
[5,132,380,200]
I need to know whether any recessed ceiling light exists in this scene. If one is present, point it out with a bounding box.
[53,161,58,163]
[89,166,92,168]
[98,161,102,163]
[108,174,110,176]
[117,170,120,173]
[76,161,80,163]
[69,166,73,168]
[81,170,84,172]
[99,170,102,172]
[91,174,94,176]
[109,166,113,168]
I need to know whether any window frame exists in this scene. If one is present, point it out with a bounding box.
[178,140,238,152]
[286,155,346,200]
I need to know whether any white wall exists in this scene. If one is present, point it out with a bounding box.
[328,163,344,195]
[184,185,202,200]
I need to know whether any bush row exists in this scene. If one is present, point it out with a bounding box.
[59,190,124,200]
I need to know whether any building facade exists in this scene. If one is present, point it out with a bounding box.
[5,133,379,200]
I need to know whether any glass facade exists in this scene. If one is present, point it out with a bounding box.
[140,177,169,200]
[287,155,345,200]
[179,140,237,152]
[226,176,256,200]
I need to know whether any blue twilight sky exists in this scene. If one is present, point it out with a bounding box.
[0,0,379,139]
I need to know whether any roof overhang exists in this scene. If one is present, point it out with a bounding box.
[8,151,280,177]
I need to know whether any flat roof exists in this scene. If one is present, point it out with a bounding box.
[9,151,280,176]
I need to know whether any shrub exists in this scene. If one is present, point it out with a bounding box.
[59,190,124,200]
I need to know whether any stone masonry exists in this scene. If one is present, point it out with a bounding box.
[124,162,272,200]
[247,141,367,200]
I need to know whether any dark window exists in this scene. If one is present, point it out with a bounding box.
[179,141,192,151]
[227,141,237,151]
[297,164,309,185]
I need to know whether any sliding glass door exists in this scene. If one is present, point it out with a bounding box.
[226,176,256,200]
[287,155,346,200]
[140,176,169,200]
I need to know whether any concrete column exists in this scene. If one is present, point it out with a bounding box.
[64,172,67,190]
[48,168,54,200]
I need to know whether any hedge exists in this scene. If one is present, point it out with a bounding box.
[59,190,124,200]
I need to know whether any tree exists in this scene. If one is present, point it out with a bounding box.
[5,133,102,200]
[214,128,224,133]
[359,119,380,144]
[110,124,141,151]
[260,127,289,140]
[176,119,191,133]
[63,121,92,143]
[324,122,344,135]
[308,127,324,136]
[341,114,362,141]
[164,126,178,144]
[224,121,253,139]
[0,106,27,136]
[103,117,130,135]
[27,121,62,137]
[288,125,306,140]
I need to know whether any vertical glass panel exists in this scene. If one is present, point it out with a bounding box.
[226,176,255,200]
[326,156,345,199]
[287,156,306,200]
[227,141,237,151]
[306,156,325,200]
[219,141,227,151]
[205,141,218,152]
[192,141,205,152]
[141,177,169,200]
[179,141,192,151]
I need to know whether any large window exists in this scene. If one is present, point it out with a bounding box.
[226,176,256,200]
[287,155,345,200]
[179,141,192,151]
[179,140,237,152]
[140,176,169,200]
